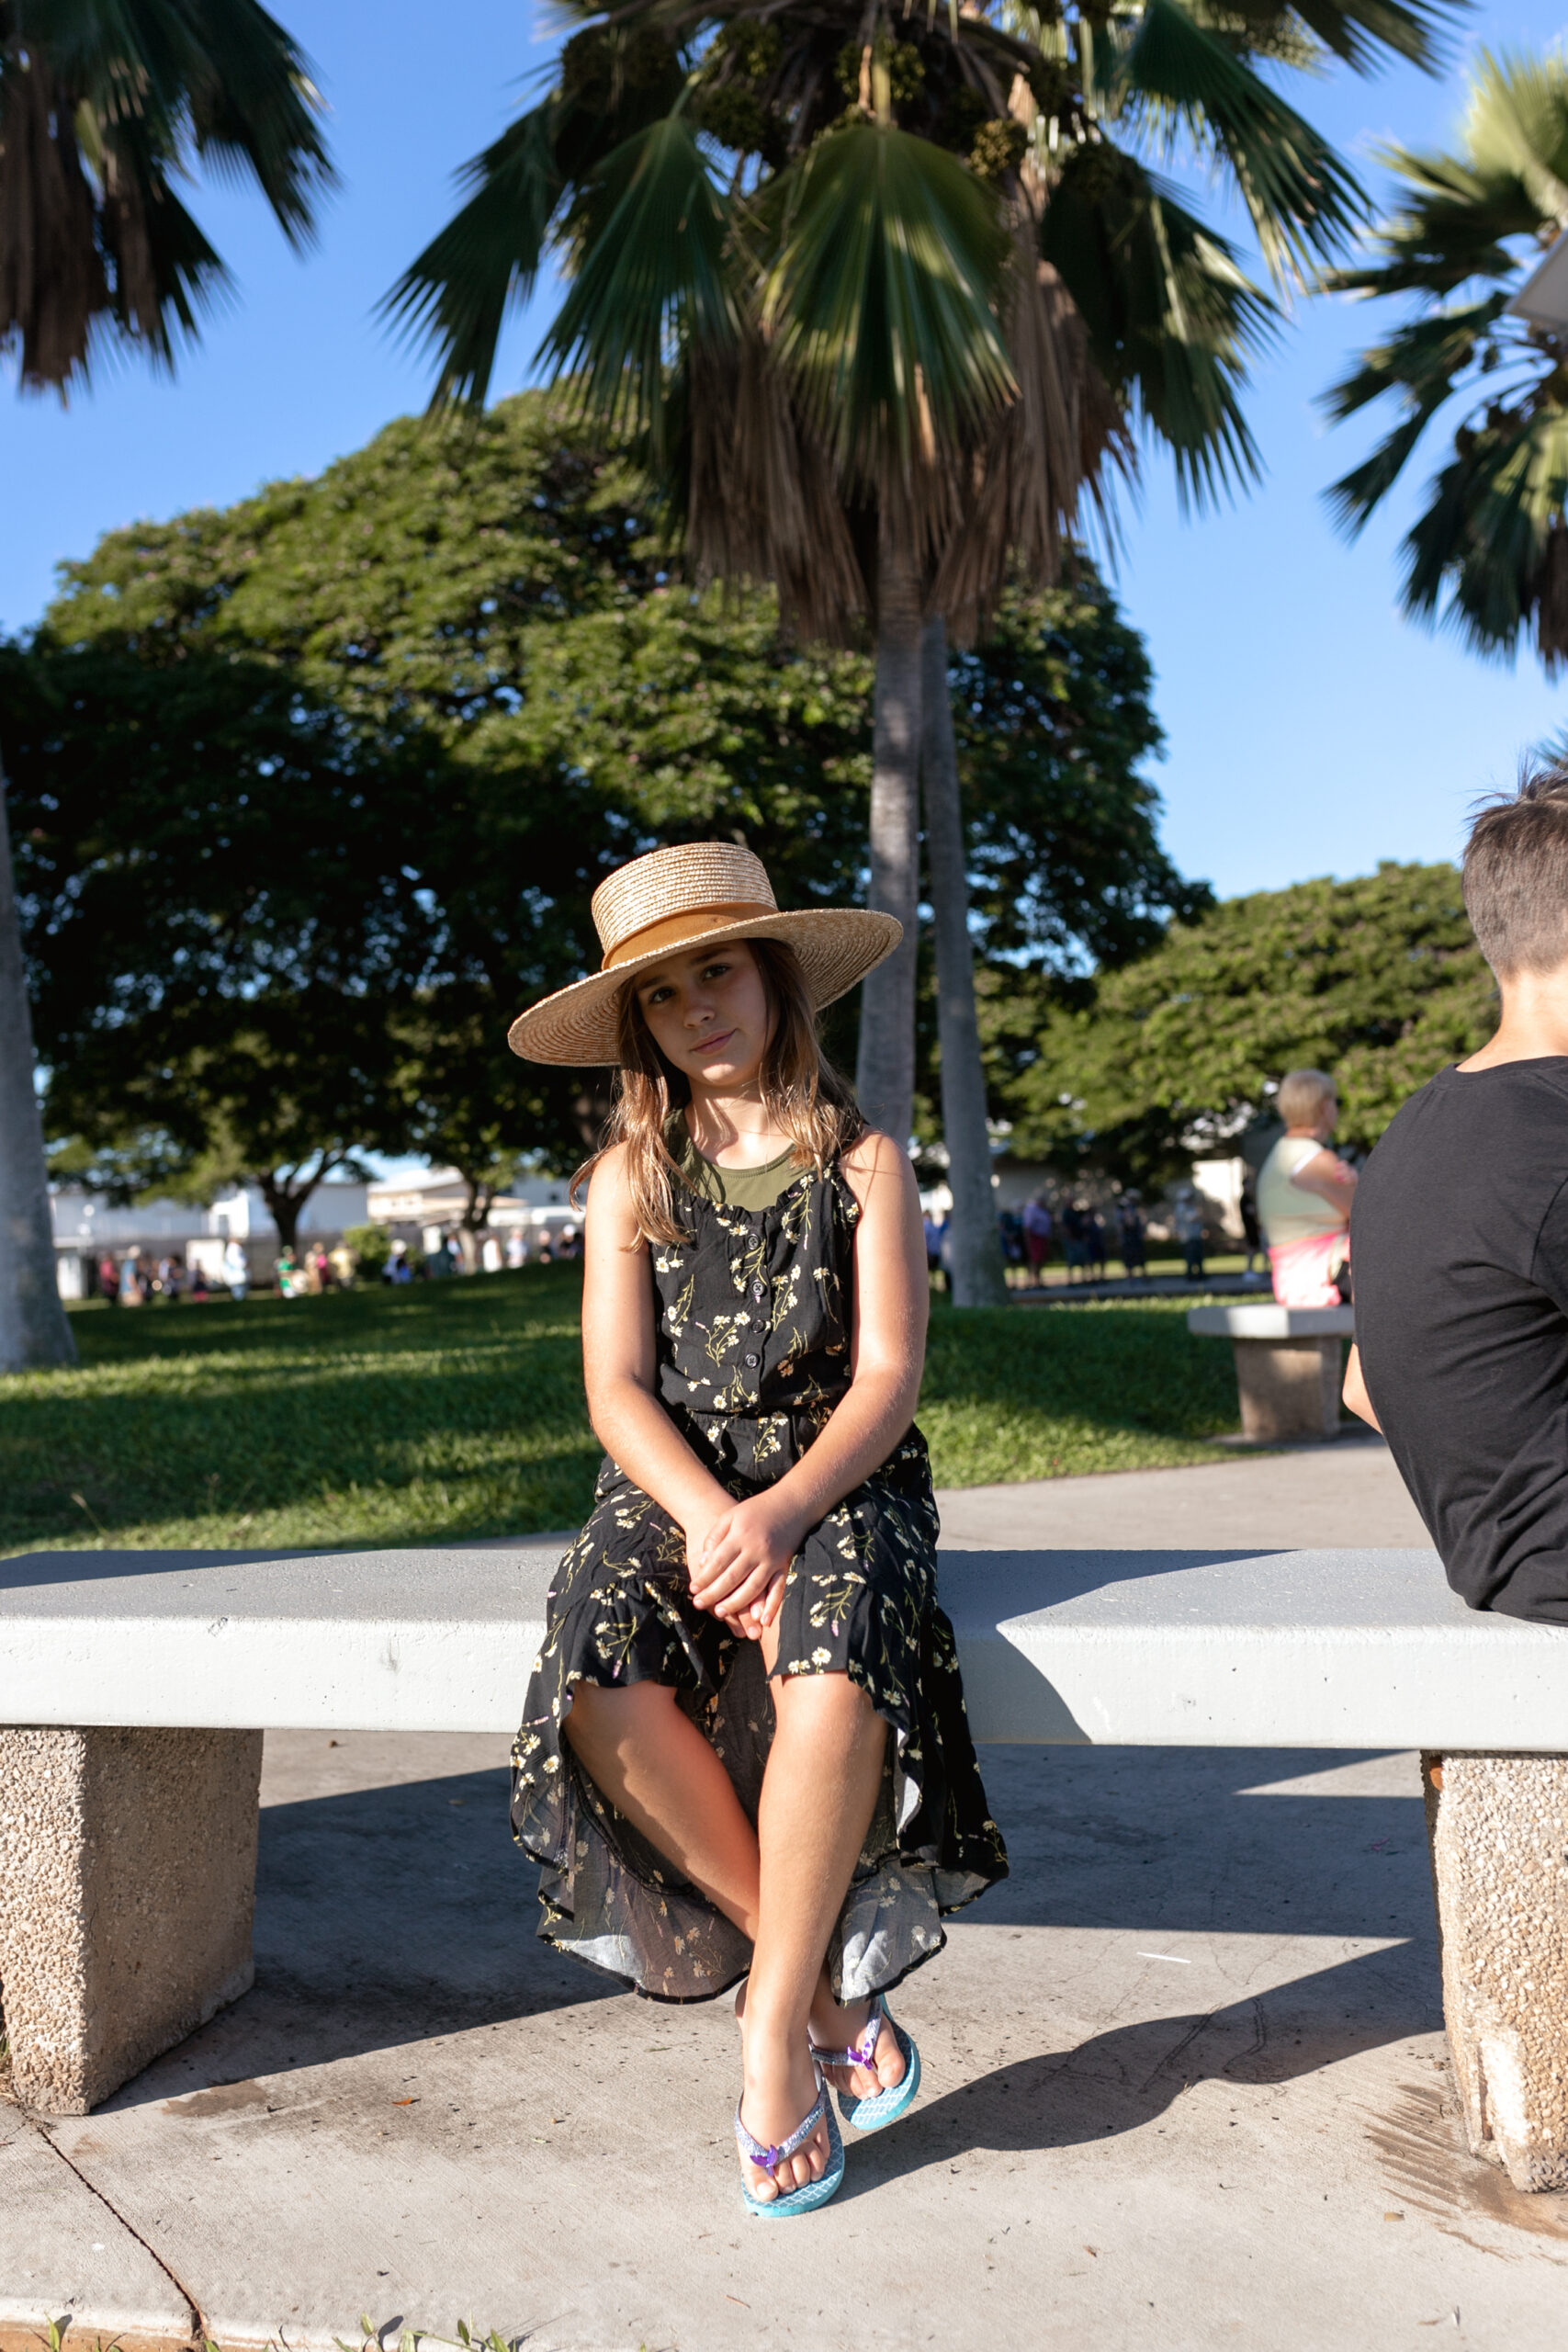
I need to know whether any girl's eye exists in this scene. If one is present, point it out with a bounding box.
[645,985,672,1006]
[700,960,729,981]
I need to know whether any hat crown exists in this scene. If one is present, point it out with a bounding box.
[591,842,777,959]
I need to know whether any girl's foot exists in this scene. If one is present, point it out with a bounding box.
[733,1986,835,2203]
[807,1985,907,2103]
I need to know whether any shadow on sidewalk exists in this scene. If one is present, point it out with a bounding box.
[101,1744,1433,2119]
[843,1945,1438,2188]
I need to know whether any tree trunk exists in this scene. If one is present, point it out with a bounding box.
[0,756,77,1372]
[259,1181,307,1256]
[920,618,1010,1309]
[854,530,924,1146]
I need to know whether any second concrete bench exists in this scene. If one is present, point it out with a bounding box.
[1188,1302,1355,1442]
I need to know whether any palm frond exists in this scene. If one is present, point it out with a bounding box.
[1461,46,1568,229]
[681,326,871,642]
[1213,0,1456,75]
[761,123,1015,489]
[183,0,337,247]
[1398,405,1568,668]
[1121,0,1366,282]
[1043,137,1276,505]
[932,233,1128,634]
[540,114,739,458]
[379,103,564,409]
[1,0,333,393]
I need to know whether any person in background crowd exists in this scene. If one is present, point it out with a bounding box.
[506,1227,527,1271]
[1086,1207,1108,1282]
[276,1246,305,1298]
[1171,1187,1207,1282]
[1117,1194,1147,1279]
[221,1238,249,1303]
[118,1247,144,1306]
[96,1250,119,1304]
[1021,1194,1052,1287]
[330,1243,356,1288]
[1239,1172,1267,1279]
[921,1209,942,1275]
[428,1233,457,1278]
[1256,1070,1355,1306]
[1059,1200,1088,1283]
[190,1259,210,1302]
[310,1244,334,1291]
[998,1206,1025,1282]
[1348,763,1568,1623]
[385,1238,413,1285]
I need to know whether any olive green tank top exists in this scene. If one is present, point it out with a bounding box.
[676,1129,806,1212]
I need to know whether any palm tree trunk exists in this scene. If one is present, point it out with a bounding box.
[0,754,77,1371]
[920,618,1010,1309]
[854,530,923,1146]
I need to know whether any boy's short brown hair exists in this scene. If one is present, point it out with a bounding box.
[1463,760,1568,978]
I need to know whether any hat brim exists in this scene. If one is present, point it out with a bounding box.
[506,908,903,1067]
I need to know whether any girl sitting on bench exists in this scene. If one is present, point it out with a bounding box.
[504,842,1007,2217]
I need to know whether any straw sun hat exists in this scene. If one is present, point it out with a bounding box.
[506,842,902,1067]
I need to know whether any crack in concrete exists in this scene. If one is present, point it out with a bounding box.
[32,2115,205,2346]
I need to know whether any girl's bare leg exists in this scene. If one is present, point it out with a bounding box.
[564,1670,904,2201]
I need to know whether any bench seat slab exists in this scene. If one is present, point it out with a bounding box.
[0,1726,262,2114]
[1426,1751,1568,2192]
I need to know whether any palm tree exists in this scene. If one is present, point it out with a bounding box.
[0,1,333,1370]
[1323,47,1568,671]
[386,0,1453,1303]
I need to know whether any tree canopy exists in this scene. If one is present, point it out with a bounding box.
[15,393,1193,1198]
[1000,860,1495,1182]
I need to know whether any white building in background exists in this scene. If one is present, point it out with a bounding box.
[51,1179,369,1297]
[366,1168,577,1264]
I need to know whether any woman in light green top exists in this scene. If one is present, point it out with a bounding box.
[1256,1069,1358,1305]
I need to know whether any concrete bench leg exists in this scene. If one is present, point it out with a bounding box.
[0,1726,263,2114]
[1423,1750,1568,2190]
[1231,1336,1343,1442]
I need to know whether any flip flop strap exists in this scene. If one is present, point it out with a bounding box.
[808,1995,884,2072]
[734,2079,828,2178]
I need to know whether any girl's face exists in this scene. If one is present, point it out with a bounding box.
[633,940,773,1094]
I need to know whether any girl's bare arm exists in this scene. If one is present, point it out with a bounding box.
[579,1144,735,1559]
[689,1129,929,1629]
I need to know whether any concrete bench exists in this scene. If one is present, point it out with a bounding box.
[3,1542,1566,2194]
[1188,1303,1355,1442]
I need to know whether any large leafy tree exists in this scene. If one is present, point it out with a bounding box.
[1323,48,1568,669]
[3,636,439,1249]
[35,398,1194,1196]
[1002,861,1494,1182]
[0,0,332,1368]
[383,0,1456,1300]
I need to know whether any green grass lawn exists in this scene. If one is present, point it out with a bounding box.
[0,1270,1242,1555]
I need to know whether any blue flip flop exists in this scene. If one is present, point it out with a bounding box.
[735,2068,845,2218]
[813,1995,921,2133]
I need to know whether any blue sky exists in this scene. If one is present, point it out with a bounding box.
[2,0,1562,902]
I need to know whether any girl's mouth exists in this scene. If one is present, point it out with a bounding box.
[692,1029,737,1059]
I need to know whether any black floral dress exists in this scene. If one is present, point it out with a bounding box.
[510,1154,1008,2003]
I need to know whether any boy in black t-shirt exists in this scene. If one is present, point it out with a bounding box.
[1348,765,1568,1621]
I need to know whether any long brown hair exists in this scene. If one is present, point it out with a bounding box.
[572,937,864,1244]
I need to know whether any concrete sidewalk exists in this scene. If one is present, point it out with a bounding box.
[7,1448,1563,2352]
